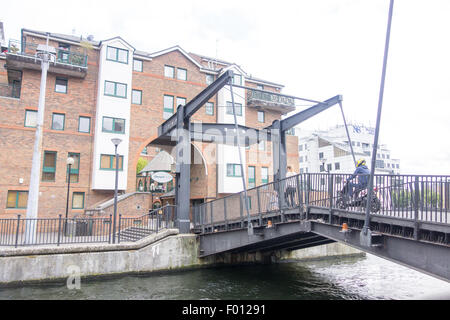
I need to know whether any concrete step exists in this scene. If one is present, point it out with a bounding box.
[118,227,155,242]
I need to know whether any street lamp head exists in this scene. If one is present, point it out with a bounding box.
[66,157,75,166]
[111,138,122,147]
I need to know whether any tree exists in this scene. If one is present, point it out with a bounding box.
[136,157,148,175]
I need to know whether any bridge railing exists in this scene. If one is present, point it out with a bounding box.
[194,173,450,229]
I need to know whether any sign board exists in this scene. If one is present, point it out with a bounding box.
[151,171,173,183]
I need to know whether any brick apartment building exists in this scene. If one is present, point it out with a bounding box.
[0,25,299,219]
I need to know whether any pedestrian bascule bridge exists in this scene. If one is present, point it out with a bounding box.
[148,70,450,283]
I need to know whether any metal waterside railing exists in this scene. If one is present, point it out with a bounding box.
[0,205,177,247]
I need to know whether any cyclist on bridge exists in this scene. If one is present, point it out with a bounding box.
[346,159,370,199]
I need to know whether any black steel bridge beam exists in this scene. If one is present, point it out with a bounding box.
[155,70,234,233]
[309,221,450,283]
[198,219,450,282]
[267,95,342,183]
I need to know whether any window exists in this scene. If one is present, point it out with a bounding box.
[141,146,148,155]
[300,168,304,174]
[364,151,371,156]
[396,164,399,169]
[299,156,303,163]
[387,163,391,168]
[206,74,214,85]
[248,166,255,188]
[227,164,242,177]
[100,154,124,170]
[261,167,268,184]
[362,143,369,148]
[72,192,85,209]
[78,116,91,133]
[299,145,303,152]
[335,162,340,170]
[387,154,390,159]
[6,191,28,208]
[177,68,187,81]
[102,116,125,134]
[67,153,80,183]
[164,65,175,78]
[51,113,65,130]
[133,59,143,72]
[226,101,242,116]
[320,164,325,172]
[232,74,242,86]
[176,97,186,107]
[382,154,386,159]
[25,110,37,127]
[327,164,332,172]
[132,89,142,105]
[106,46,128,64]
[163,95,174,119]
[104,81,127,98]
[257,111,265,123]
[55,77,68,93]
[319,152,324,159]
[42,151,57,181]
[305,155,308,162]
[258,140,266,151]
[205,102,214,115]
[375,160,385,169]
[357,142,360,147]
[257,84,264,90]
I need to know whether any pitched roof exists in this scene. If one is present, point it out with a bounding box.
[139,151,174,173]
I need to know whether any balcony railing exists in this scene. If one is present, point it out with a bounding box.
[247,89,295,109]
[7,39,88,68]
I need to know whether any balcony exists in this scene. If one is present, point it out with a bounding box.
[5,40,87,78]
[247,89,296,114]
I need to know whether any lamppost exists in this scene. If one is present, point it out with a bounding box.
[65,156,75,235]
[111,138,122,244]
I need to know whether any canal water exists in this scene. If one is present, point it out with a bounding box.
[1,253,449,300]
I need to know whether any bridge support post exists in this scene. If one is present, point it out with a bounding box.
[272,120,287,222]
[257,187,262,226]
[414,176,420,240]
[328,174,334,224]
[305,174,311,220]
[175,105,191,234]
[224,197,228,230]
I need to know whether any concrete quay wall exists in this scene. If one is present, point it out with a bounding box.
[0,230,363,286]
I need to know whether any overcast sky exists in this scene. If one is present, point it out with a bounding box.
[2,0,449,175]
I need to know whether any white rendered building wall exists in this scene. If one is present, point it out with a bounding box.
[92,39,134,190]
